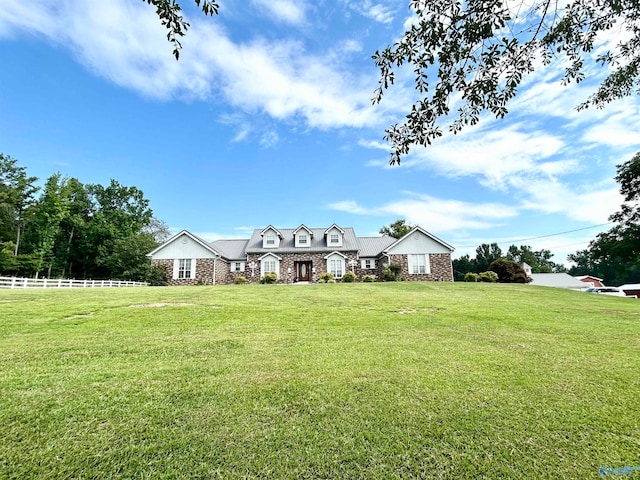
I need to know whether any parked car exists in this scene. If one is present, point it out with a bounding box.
[585,287,627,297]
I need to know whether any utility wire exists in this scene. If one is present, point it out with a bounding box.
[456,222,614,248]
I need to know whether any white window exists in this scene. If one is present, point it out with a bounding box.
[265,234,276,246]
[330,234,339,244]
[408,254,429,274]
[362,259,375,269]
[231,262,245,272]
[261,258,279,277]
[178,259,192,279]
[298,234,307,245]
[329,258,344,278]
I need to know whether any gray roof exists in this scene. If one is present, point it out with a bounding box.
[529,273,588,289]
[210,239,249,260]
[357,236,397,257]
[245,227,360,254]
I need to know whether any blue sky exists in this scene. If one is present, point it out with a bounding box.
[1,0,638,263]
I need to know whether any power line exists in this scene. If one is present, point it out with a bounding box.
[456,222,614,248]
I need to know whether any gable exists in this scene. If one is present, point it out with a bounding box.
[386,228,453,255]
[149,231,218,260]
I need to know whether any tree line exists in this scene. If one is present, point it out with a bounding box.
[0,153,168,281]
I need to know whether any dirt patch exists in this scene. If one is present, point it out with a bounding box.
[128,303,196,308]
[66,312,95,320]
[397,307,441,315]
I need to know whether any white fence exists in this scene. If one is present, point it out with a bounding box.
[0,276,147,289]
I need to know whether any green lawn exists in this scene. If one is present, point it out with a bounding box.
[1,283,638,479]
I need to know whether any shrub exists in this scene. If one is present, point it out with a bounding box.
[234,276,247,284]
[319,272,334,283]
[382,263,402,281]
[464,272,479,282]
[479,271,499,283]
[147,264,168,286]
[489,259,531,283]
[362,274,376,283]
[342,271,356,283]
[327,279,336,283]
[260,272,278,284]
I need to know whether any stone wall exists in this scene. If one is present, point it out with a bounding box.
[387,253,453,282]
[151,258,229,286]
[245,251,361,283]
[153,252,453,285]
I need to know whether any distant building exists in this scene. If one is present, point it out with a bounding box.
[618,284,640,298]
[574,275,604,288]
[529,273,590,290]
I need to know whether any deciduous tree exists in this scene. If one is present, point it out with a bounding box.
[372,0,640,163]
[379,219,415,239]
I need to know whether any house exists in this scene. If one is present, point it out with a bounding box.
[147,224,455,285]
[529,273,591,290]
[574,275,604,288]
[618,284,640,298]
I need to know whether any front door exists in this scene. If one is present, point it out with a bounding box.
[296,262,311,281]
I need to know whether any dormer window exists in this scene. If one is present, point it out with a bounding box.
[324,224,344,247]
[293,225,313,248]
[266,234,276,246]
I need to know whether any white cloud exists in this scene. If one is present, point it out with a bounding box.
[349,1,395,23]
[328,193,518,233]
[327,200,372,215]
[251,0,307,25]
[259,130,279,148]
[391,122,566,189]
[518,177,621,224]
[0,0,386,131]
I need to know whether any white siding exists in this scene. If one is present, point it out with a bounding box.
[262,228,280,248]
[152,234,217,260]
[387,230,451,254]
[326,227,343,247]
[295,232,311,248]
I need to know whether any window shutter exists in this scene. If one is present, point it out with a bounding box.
[240,262,245,272]
[191,259,197,279]
[425,255,431,274]
[173,259,179,279]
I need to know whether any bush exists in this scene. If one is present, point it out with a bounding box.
[234,276,247,284]
[260,272,278,284]
[362,274,376,283]
[342,271,356,283]
[489,259,530,283]
[382,263,402,281]
[147,264,168,286]
[464,272,479,282]
[319,272,334,283]
[479,271,499,283]
[327,279,336,283]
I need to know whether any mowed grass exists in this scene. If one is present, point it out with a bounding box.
[1,283,638,479]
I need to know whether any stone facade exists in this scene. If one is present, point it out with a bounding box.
[153,252,453,284]
[245,251,361,284]
[149,226,455,285]
[152,258,228,286]
[387,253,453,282]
